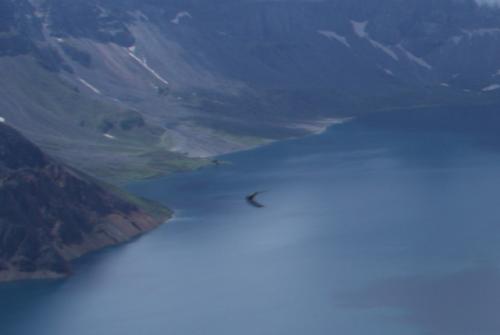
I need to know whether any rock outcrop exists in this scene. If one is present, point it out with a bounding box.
[0,123,171,282]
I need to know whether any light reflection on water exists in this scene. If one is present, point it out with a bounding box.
[2,106,500,335]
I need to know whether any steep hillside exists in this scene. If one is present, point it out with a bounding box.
[1,0,500,179]
[0,122,171,282]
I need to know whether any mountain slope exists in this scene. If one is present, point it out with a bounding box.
[0,122,171,282]
[1,0,500,180]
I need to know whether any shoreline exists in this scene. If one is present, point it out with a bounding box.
[118,117,354,184]
[286,117,355,136]
[206,116,355,163]
[0,209,172,284]
[0,117,347,284]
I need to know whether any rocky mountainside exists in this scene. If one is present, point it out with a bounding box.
[1,0,500,179]
[0,122,171,282]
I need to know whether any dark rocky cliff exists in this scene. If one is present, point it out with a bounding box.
[0,122,171,282]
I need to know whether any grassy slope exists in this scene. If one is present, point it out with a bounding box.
[2,56,500,185]
[0,56,212,183]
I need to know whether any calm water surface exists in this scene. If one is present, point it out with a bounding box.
[2,106,500,335]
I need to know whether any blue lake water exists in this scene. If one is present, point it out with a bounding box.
[2,106,500,335]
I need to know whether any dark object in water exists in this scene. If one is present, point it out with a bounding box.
[246,192,265,208]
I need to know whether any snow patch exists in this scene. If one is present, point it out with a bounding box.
[384,68,394,76]
[440,83,450,87]
[463,28,500,38]
[96,5,110,19]
[369,40,399,61]
[128,51,170,86]
[103,134,116,140]
[476,0,500,7]
[318,30,351,48]
[129,10,150,22]
[171,11,192,24]
[451,36,463,45]
[351,20,399,61]
[494,69,500,77]
[451,29,500,44]
[33,10,45,19]
[482,84,500,91]
[351,21,368,38]
[0,117,5,123]
[128,45,136,53]
[78,78,101,94]
[288,117,354,135]
[398,45,432,70]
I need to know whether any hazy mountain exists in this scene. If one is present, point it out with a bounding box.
[0,122,171,282]
[1,0,500,179]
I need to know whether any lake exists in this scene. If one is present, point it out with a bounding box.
[2,105,500,335]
